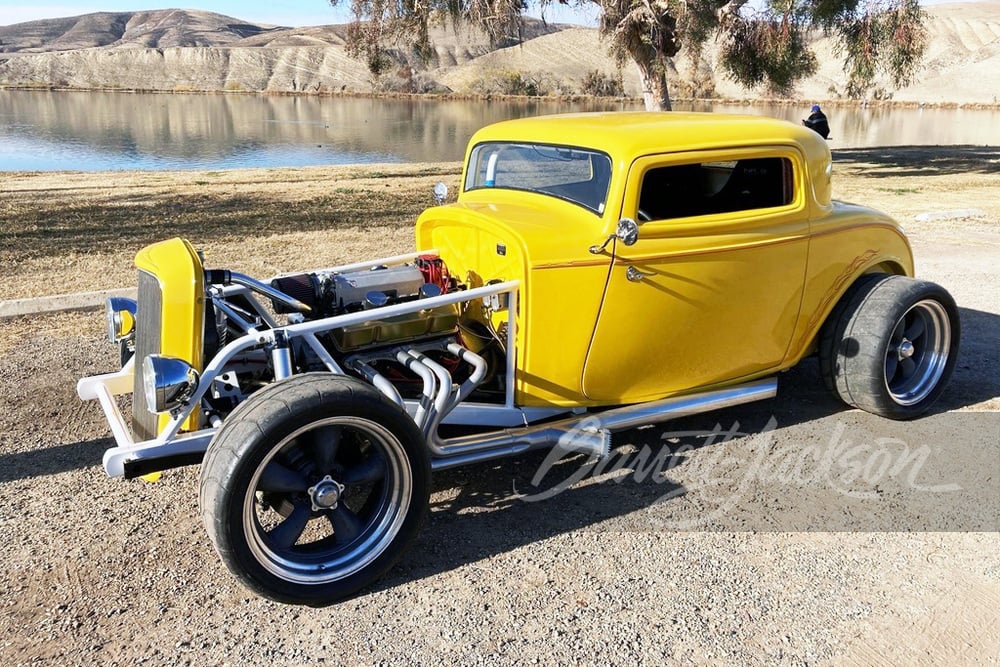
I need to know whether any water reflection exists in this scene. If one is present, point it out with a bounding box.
[0,91,634,170]
[0,90,996,171]
[757,103,1000,148]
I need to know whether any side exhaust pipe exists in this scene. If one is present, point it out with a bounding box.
[430,378,778,470]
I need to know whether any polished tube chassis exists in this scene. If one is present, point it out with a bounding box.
[78,250,777,479]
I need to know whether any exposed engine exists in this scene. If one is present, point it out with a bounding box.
[197,255,506,418]
[274,255,452,316]
[266,256,460,352]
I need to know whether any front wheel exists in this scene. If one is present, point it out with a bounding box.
[199,373,429,606]
[820,274,960,420]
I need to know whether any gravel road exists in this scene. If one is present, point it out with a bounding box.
[1,189,998,666]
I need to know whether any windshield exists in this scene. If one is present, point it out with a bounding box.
[464,142,612,214]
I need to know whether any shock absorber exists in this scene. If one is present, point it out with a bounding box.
[270,330,294,380]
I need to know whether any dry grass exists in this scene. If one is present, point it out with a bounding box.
[830,146,1000,237]
[1,146,997,303]
[0,163,461,300]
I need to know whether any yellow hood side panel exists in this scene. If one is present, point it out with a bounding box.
[417,203,611,407]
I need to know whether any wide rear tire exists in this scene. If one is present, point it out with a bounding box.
[820,274,960,420]
[199,373,429,606]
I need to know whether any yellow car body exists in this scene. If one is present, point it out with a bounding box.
[417,112,913,407]
[81,111,958,606]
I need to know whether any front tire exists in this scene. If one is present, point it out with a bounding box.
[820,274,960,420]
[199,373,429,606]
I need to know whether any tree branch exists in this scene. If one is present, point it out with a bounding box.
[716,0,750,27]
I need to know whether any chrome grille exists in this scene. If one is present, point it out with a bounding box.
[132,270,162,441]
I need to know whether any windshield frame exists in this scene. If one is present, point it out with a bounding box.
[464,141,613,216]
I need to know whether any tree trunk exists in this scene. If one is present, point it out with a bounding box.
[635,61,672,111]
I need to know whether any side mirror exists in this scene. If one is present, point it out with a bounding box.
[616,218,639,246]
[433,182,448,205]
[588,218,640,255]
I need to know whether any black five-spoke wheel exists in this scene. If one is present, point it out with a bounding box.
[884,299,953,406]
[200,373,429,606]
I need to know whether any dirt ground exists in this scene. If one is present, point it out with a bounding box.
[0,147,998,665]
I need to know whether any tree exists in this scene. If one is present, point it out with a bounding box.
[328,0,928,110]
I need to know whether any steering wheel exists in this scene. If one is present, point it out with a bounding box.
[637,208,652,222]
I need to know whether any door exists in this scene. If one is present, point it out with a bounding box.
[582,148,811,403]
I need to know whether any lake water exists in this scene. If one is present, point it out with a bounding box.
[1,90,997,171]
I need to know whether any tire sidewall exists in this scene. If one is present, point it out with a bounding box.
[202,373,430,606]
[833,276,960,419]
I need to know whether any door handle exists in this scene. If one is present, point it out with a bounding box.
[626,266,655,282]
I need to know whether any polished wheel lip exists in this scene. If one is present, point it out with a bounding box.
[242,416,412,585]
[884,299,952,406]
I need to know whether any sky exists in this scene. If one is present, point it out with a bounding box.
[0,0,984,29]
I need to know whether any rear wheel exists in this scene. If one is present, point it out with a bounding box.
[820,274,960,420]
[199,373,429,606]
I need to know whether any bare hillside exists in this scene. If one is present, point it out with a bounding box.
[0,9,282,51]
[0,3,998,103]
[0,9,560,93]
[735,1,1000,103]
[896,1,1000,103]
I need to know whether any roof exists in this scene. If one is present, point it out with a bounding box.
[467,111,828,163]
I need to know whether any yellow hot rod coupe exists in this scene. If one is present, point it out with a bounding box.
[80,112,959,605]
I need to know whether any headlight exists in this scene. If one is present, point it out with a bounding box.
[105,297,137,343]
[142,355,200,414]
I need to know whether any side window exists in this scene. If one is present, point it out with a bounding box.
[638,157,793,221]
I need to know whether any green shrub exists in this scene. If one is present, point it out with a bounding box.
[580,70,624,97]
[474,69,548,96]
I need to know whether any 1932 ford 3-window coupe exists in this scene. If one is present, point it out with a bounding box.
[80,113,959,605]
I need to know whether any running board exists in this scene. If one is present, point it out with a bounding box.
[430,378,778,470]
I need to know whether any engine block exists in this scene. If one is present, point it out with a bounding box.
[270,261,460,352]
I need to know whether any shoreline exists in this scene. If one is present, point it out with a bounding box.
[2,85,999,111]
